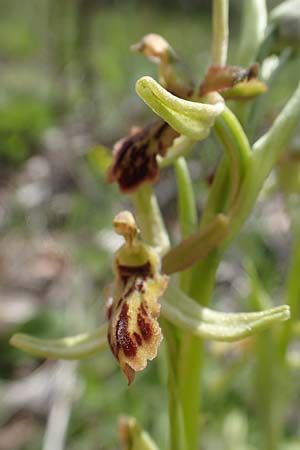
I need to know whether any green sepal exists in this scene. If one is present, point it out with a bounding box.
[161,283,290,342]
[136,76,224,140]
[9,325,108,359]
[162,214,229,274]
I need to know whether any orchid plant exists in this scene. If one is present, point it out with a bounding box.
[10,1,300,449]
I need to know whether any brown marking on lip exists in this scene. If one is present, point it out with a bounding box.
[118,261,152,279]
[135,279,145,293]
[116,303,137,358]
[140,303,148,317]
[137,313,152,341]
[133,332,143,346]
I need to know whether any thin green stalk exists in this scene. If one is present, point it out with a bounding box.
[171,157,200,450]
[177,265,216,450]
[255,331,281,450]
[174,157,198,239]
[280,230,300,356]
[202,106,251,226]
[211,0,229,65]
[227,81,300,242]
[214,107,252,209]
[162,320,187,450]
[174,156,198,292]
[248,47,292,141]
[236,0,267,66]
[247,273,281,450]
[132,184,170,255]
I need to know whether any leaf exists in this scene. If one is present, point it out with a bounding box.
[107,121,179,192]
[136,76,224,140]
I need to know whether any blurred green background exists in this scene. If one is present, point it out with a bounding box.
[0,1,299,449]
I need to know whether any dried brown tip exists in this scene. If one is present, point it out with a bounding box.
[107,121,179,193]
[130,33,170,61]
[199,63,261,97]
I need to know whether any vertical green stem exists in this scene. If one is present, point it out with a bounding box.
[174,157,198,239]
[236,0,267,66]
[280,230,300,355]
[175,156,220,449]
[175,2,229,447]
[255,331,281,450]
[172,157,200,450]
[177,259,218,450]
[174,157,198,292]
[132,184,170,255]
[162,320,187,450]
[248,273,281,450]
[211,0,229,65]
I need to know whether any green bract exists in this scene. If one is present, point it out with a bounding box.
[136,76,224,140]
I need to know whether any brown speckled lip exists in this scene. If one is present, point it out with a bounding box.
[116,302,137,358]
[137,312,152,341]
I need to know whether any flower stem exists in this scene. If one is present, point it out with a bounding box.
[132,184,170,255]
[174,156,198,292]
[211,0,229,65]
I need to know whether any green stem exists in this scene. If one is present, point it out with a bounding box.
[177,266,216,450]
[279,230,300,356]
[227,81,300,242]
[248,47,292,141]
[214,107,252,209]
[174,157,198,239]
[255,331,281,450]
[211,0,229,65]
[167,157,198,450]
[162,320,187,450]
[252,82,300,184]
[248,273,281,450]
[132,184,170,255]
[236,0,267,66]
[174,157,198,292]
